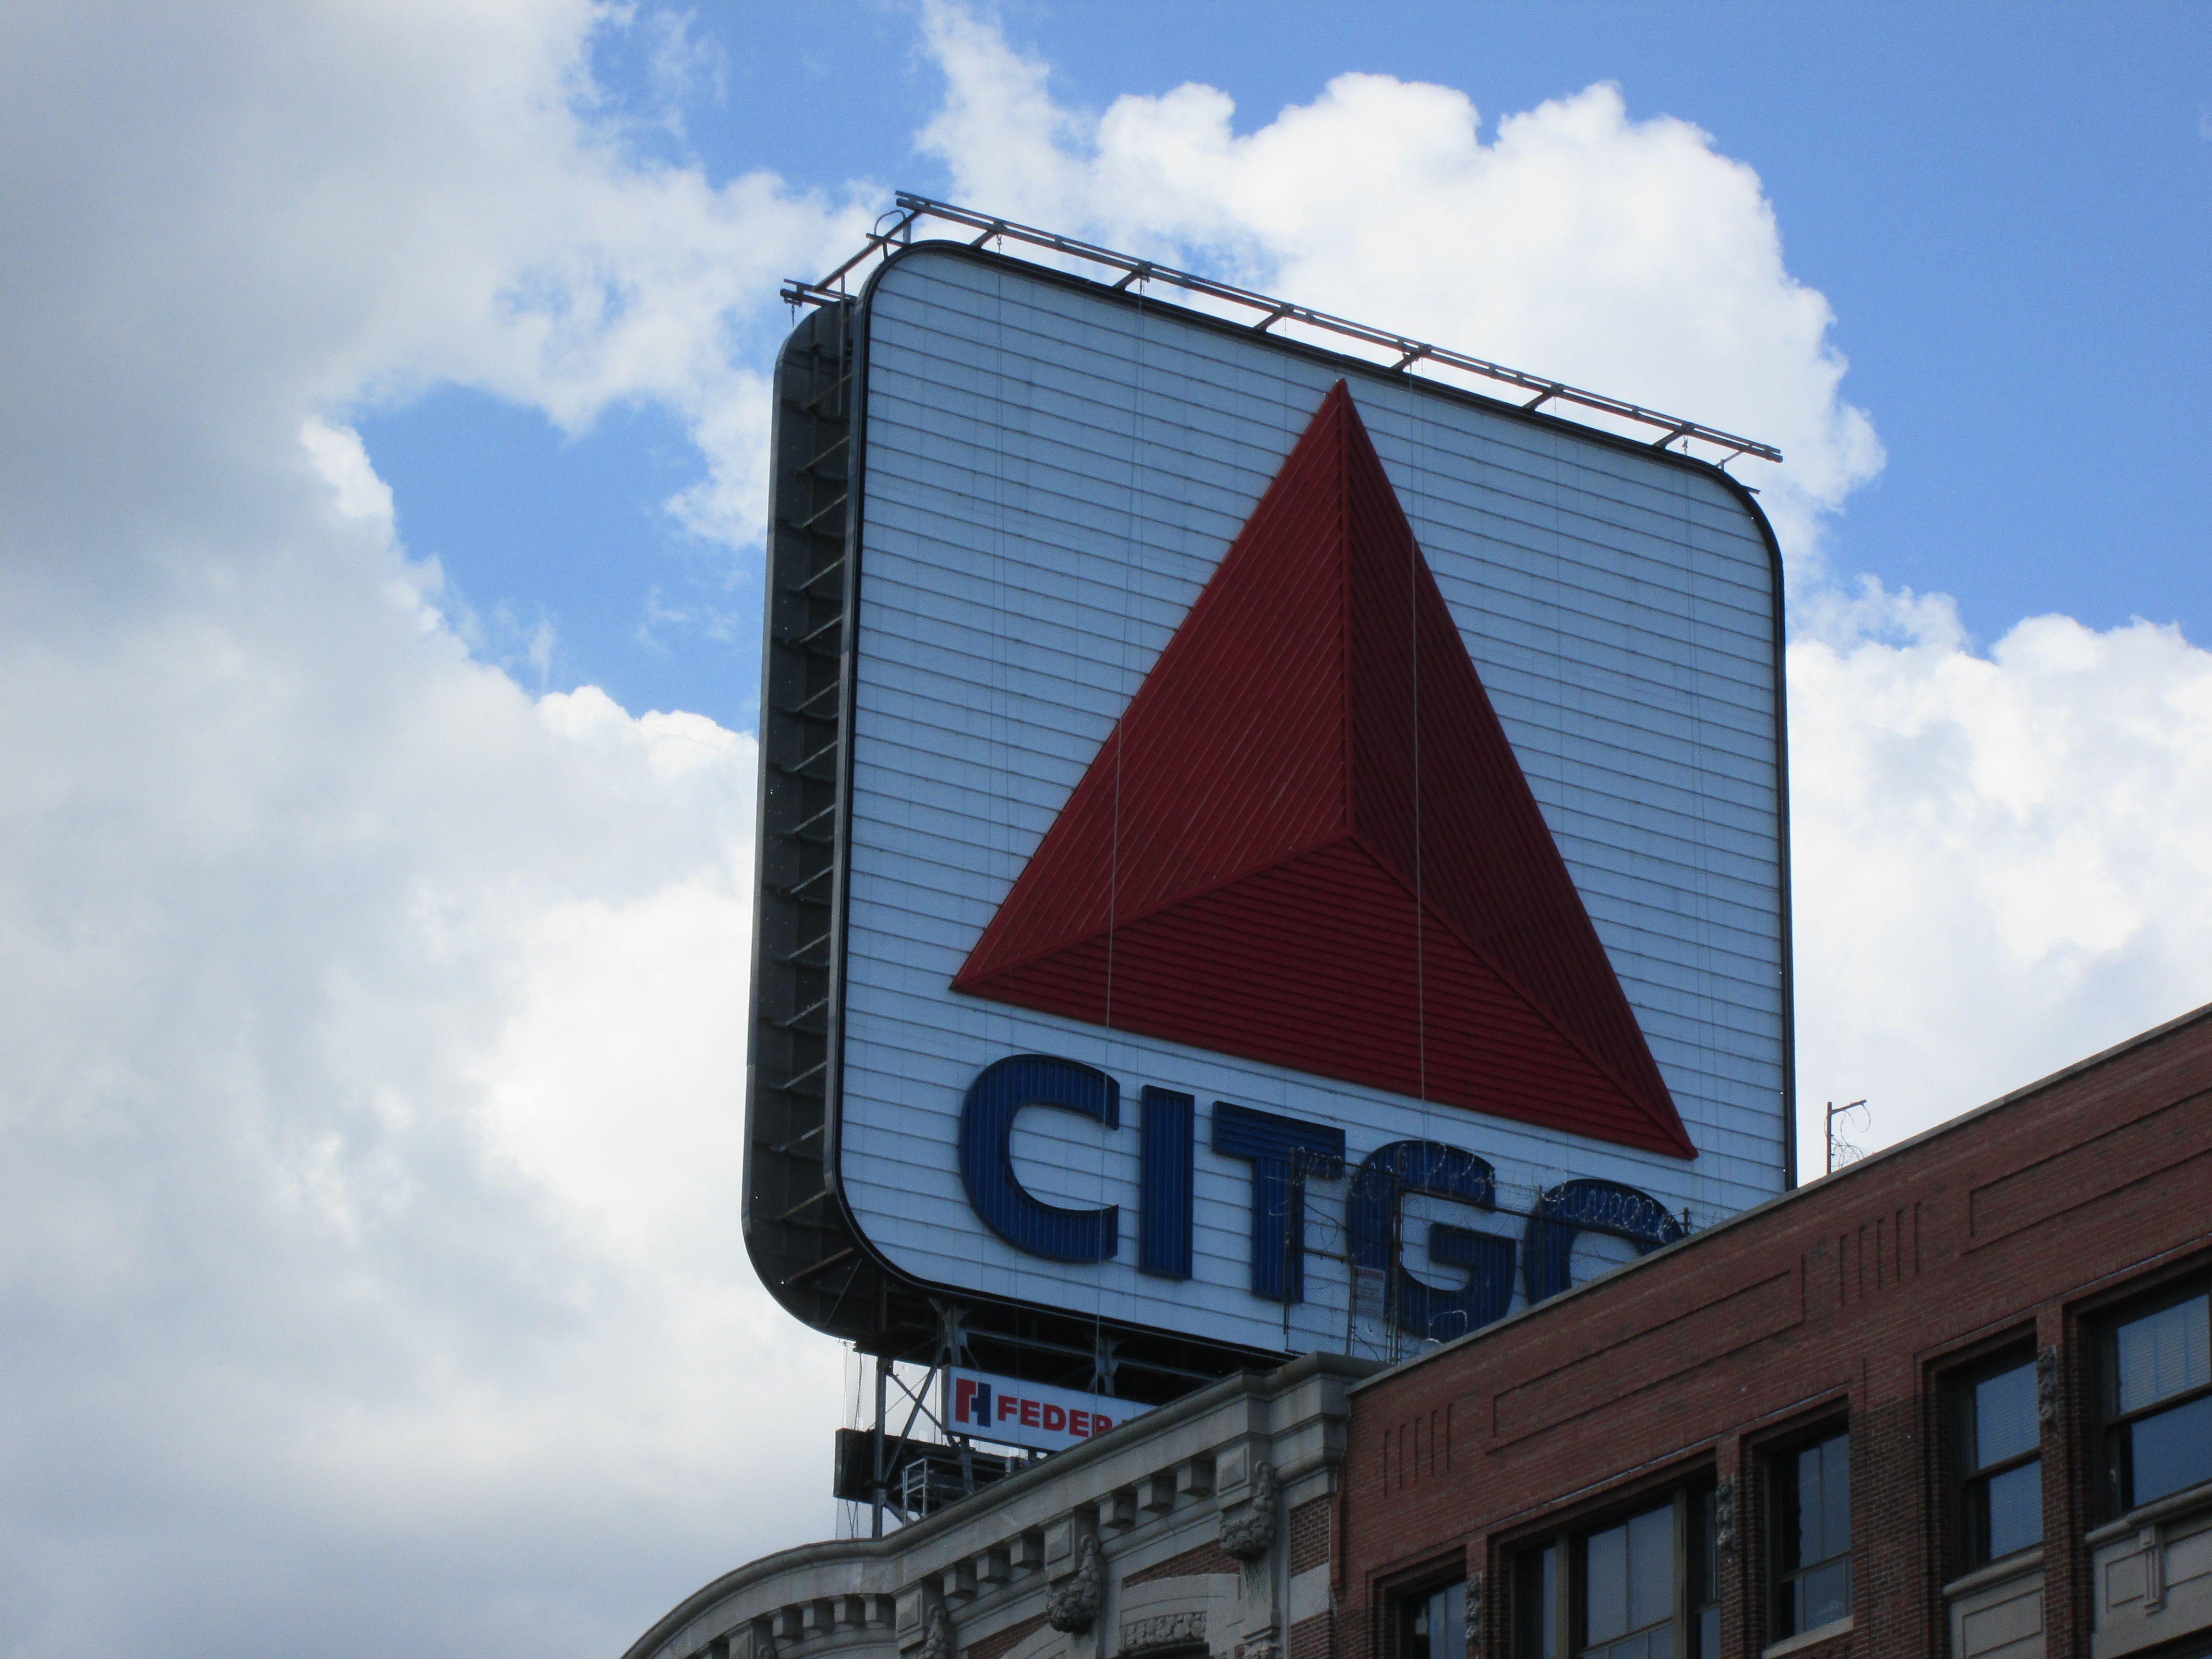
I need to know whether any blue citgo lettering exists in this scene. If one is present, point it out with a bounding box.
[954,1055,1682,1311]
[1211,1103,1345,1303]
[1138,1086,1194,1279]
[958,1055,1119,1262]
[1348,1139,1516,1342]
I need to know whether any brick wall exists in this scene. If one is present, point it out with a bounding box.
[1124,1540,1242,1585]
[963,1613,1046,1659]
[1289,1497,1331,1575]
[1338,1003,2212,1659]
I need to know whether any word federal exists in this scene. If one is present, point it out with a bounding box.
[945,1367,1150,1455]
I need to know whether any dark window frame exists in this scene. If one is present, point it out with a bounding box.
[1763,1421,1852,1643]
[1506,1476,1719,1659]
[1386,1563,1468,1659]
[2092,1274,2212,1520]
[1947,1346,2043,1572]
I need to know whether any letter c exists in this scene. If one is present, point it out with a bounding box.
[959,1055,1120,1262]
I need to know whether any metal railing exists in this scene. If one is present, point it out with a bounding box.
[782,192,1782,468]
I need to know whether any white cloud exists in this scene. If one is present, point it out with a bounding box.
[1788,585,2212,1172]
[916,2,1882,564]
[302,418,400,526]
[0,1,851,1652]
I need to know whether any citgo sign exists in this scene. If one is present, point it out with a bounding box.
[748,235,1790,1371]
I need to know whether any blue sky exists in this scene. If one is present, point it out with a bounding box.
[7,4,2212,1652]
[364,1,2212,726]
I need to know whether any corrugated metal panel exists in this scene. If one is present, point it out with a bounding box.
[831,244,1791,1357]
[952,385,1693,1158]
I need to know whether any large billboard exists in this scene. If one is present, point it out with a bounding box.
[748,235,1790,1390]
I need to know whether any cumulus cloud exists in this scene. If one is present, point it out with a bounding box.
[916,1,1882,562]
[0,1,854,1652]
[1787,586,2212,1171]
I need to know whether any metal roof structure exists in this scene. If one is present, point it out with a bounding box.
[783,192,1784,471]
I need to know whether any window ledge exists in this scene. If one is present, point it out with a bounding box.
[1942,1547,2044,1600]
[2084,1478,2212,1547]
[1761,1617,1853,1658]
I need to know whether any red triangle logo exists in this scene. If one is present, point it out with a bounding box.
[952,383,1695,1159]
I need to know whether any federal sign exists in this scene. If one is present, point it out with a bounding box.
[746,228,1791,1389]
[944,1367,1149,1455]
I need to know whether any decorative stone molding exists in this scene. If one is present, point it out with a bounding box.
[2038,1346,2061,1428]
[922,1603,957,1659]
[901,1587,953,1659]
[1046,1516,1085,1571]
[622,1355,1378,1659]
[1119,1611,1206,1656]
[1715,1476,1736,1554]
[1221,1463,1280,1562]
[1216,1444,1252,1494]
[1465,1572,1485,1658]
[1047,1536,1103,1634]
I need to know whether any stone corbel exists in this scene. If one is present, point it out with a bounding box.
[1220,1463,1280,1563]
[1047,1535,1105,1635]
[899,1584,953,1659]
[923,1603,957,1659]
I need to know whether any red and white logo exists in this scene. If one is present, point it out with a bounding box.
[953,382,1694,1159]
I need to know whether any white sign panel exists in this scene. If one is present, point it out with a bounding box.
[944,1367,1150,1454]
[825,243,1790,1360]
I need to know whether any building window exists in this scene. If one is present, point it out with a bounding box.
[2097,1281,2212,1515]
[1768,1429,1851,1640]
[1953,1353,2042,1569]
[1514,1539,1559,1659]
[1511,1483,1718,1659]
[1394,1577,1465,1659]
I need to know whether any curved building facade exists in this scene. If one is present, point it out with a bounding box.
[628,1356,1372,1659]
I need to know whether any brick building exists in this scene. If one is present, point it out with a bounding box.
[1339,1003,2212,1659]
[628,1004,2212,1659]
